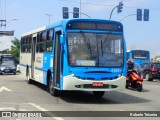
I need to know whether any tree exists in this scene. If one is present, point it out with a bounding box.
[10,37,20,63]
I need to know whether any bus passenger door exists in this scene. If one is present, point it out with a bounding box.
[31,34,36,79]
[53,30,62,89]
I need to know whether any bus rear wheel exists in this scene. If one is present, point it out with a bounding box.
[26,67,33,84]
[93,91,105,98]
[49,76,60,97]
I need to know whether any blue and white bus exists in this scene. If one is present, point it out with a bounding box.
[20,19,126,97]
[127,50,150,66]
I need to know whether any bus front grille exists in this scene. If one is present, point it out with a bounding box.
[75,84,118,89]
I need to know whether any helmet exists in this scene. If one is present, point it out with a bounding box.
[128,58,134,64]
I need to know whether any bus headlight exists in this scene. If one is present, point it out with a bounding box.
[118,74,122,77]
[71,74,74,77]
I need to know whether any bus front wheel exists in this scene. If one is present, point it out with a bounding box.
[49,76,60,97]
[93,91,105,98]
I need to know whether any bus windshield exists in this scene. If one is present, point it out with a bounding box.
[132,51,149,59]
[67,32,124,67]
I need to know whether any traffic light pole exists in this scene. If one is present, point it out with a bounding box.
[109,6,118,20]
[109,1,123,20]
[119,14,136,21]
[81,13,91,18]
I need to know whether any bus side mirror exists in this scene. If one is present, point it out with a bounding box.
[60,35,64,45]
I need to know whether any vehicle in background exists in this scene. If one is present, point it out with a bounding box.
[16,64,20,72]
[140,62,160,81]
[0,61,16,75]
[0,54,16,64]
[0,54,17,75]
[127,50,150,66]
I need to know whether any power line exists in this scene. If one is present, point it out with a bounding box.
[59,0,114,7]
[59,0,160,11]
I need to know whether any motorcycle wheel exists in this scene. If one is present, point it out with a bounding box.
[137,83,142,92]
[125,81,129,88]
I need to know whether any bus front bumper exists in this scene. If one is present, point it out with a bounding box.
[62,75,126,91]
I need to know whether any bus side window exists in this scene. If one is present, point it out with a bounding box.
[36,31,46,53]
[46,29,54,52]
[21,37,24,53]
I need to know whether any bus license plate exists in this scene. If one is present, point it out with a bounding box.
[92,82,104,87]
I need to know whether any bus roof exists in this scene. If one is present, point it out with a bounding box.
[22,26,46,37]
[22,18,123,37]
[127,50,150,52]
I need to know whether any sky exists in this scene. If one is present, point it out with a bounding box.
[0,0,160,58]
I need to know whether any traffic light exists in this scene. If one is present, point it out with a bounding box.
[62,7,69,19]
[137,9,142,21]
[117,1,123,14]
[73,7,79,18]
[144,9,149,21]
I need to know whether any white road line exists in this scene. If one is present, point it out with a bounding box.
[0,86,12,92]
[28,103,64,120]
[0,107,15,110]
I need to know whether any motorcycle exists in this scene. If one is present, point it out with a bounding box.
[126,69,143,92]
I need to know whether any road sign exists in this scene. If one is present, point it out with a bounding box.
[0,31,14,36]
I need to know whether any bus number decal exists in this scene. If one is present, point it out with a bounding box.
[36,57,42,63]
[111,69,121,73]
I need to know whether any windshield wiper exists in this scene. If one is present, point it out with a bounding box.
[101,40,103,57]
[99,32,113,58]
[80,32,92,58]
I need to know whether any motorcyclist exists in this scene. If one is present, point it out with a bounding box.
[127,58,134,70]
[127,58,135,82]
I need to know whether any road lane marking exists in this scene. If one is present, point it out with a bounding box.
[0,107,15,110]
[0,86,12,92]
[28,103,64,120]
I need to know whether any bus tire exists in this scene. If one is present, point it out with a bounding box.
[48,75,60,97]
[47,70,51,92]
[93,91,105,98]
[26,67,32,84]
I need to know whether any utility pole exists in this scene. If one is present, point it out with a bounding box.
[80,0,81,18]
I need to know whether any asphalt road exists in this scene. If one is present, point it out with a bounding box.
[0,73,160,120]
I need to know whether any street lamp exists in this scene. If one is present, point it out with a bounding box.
[45,14,53,24]
[5,18,18,26]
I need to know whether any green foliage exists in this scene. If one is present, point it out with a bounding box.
[10,37,20,63]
